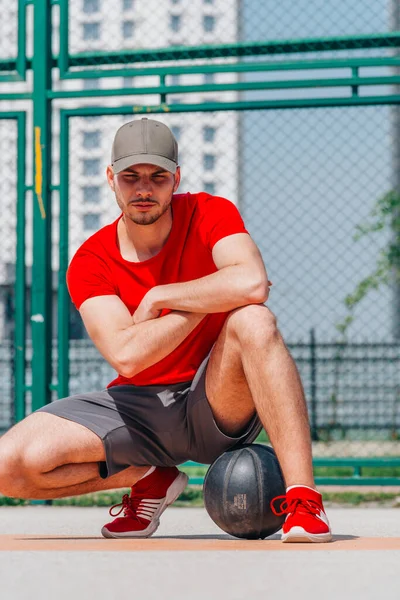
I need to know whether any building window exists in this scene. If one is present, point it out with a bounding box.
[170,14,181,32]
[203,15,215,32]
[83,22,101,41]
[83,186,101,203]
[203,154,215,171]
[203,126,216,142]
[85,115,101,123]
[83,0,100,14]
[83,130,101,149]
[204,73,215,84]
[83,213,101,230]
[171,125,182,141]
[203,0,214,3]
[123,77,134,88]
[204,182,215,195]
[123,0,134,9]
[122,20,134,39]
[83,159,101,176]
[83,78,100,90]
[169,74,180,86]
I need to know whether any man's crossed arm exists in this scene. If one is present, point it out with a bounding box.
[132,233,270,324]
[80,233,270,378]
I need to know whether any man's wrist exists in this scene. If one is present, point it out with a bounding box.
[149,285,168,311]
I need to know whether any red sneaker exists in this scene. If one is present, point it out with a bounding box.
[101,467,188,538]
[271,485,332,543]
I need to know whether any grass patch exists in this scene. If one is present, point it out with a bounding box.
[52,489,131,507]
[314,466,355,477]
[180,465,208,477]
[51,487,205,508]
[314,466,400,477]
[173,487,204,507]
[0,487,204,508]
[361,467,400,477]
[322,491,400,506]
[0,497,29,506]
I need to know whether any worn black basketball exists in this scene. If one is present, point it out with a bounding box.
[203,444,286,539]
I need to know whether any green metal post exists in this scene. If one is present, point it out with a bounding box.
[160,75,166,104]
[57,112,69,398]
[351,67,359,97]
[16,0,28,80]
[31,0,53,411]
[15,112,27,422]
[57,0,69,78]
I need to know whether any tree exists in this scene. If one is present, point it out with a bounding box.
[336,189,400,340]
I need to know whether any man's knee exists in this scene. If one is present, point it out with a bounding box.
[0,439,30,498]
[226,304,279,347]
[0,427,56,498]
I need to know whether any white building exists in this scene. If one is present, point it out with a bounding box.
[0,0,240,338]
[67,0,240,257]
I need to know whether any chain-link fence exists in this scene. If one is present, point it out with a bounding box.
[65,106,393,341]
[0,5,17,61]
[1,0,400,461]
[0,121,17,430]
[67,0,389,52]
[61,104,400,450]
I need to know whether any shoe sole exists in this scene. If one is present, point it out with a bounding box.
[282,526,333,543]
[101,471,189,539]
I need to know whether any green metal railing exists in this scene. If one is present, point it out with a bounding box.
[184,458,400,486]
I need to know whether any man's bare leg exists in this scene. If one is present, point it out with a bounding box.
[0,413,149,499]
[205,304,314,489]
[5,464,151,500]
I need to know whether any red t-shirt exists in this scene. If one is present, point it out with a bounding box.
[67,192,249,387]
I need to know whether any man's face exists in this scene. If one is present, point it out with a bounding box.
[107,163,180,226]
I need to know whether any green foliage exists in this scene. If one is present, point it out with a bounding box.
[52,486,203,507]
[322,491,399,506]
[255,429,269,443]
[173,487,204,507]
[0,497,29,506]
[180,465,208,477]
[314,466,354,477]
[336,189,400,338]
[52,489,131,507]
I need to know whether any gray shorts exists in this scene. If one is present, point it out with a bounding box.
[37,354,262,478]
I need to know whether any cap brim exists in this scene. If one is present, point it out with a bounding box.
[112,154,177,174]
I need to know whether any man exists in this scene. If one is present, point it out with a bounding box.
[0,118,331,543]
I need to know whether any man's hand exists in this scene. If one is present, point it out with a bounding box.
[79,295,208,378]
[134,279,273,324]
[133,289,161,324]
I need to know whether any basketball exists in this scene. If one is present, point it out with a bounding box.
[203,444,286,539]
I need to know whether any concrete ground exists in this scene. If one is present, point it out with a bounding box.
[0,506,399,600]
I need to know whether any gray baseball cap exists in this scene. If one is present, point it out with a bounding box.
[111,118,178,174]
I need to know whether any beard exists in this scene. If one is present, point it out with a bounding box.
[127,208,163,226]
[116,192,172,226]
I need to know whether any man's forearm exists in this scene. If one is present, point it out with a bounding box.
[151,265,268,314]
[117,311,206,378]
